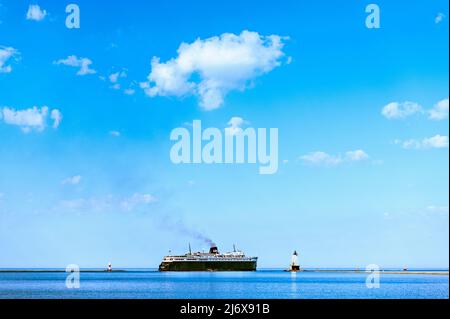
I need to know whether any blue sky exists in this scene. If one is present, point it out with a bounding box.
[0,0,448,268]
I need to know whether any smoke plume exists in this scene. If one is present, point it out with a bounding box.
[159,215,215,247]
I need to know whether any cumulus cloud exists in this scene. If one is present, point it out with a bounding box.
[428,98,449,120]
[435,13,446,24]
[300,150,369,166]
[382,98,449,121]
[54,55,96,76]
[1,106,62,132]
[61,175,82,185]
[412,135,449,149]
[381,101,422,119]
[0,46,19,73]
[396,135,449,150]
[141,30,288,110]
[26,4,47,21]
[2,106,48,132]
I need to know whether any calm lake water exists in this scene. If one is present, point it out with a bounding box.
[0,270,448,299]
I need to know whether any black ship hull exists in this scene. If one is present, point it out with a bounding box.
[159,260,257,271]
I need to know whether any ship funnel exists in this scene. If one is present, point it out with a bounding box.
[209,246,219,254]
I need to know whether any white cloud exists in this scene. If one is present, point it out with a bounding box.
[428,98,449,120]
[26,4,47,21]
[61,175,82,185]
[120,193,157,212]
[345,149,369,161]
[382,98,449,121]
[226,116,247,135]
[381,101,422,119]
[0,46,19,73]
[109,130,121,137]
[108,70,128,90]
[300,149,369,166]
[1,106,62,132]
[54,55,96,76]
[416,135,448,149]
[50,109,62,128]
[398,135,449,150]
[109,70,126,83]
[2,106,48,132]
[141,30,288,110]
[435,13,446,24]
[300,152,342,166]
[124,88,135,95]
[109,72,120,83]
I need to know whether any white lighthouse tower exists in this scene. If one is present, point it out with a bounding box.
[290,250,300,271]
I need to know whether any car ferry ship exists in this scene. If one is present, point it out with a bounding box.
[158,245,257,271]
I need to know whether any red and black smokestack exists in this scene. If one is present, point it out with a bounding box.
[209,245,219,254]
